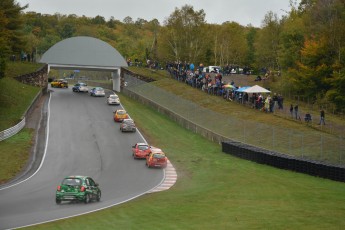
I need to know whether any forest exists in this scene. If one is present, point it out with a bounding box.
[1,0,345,112]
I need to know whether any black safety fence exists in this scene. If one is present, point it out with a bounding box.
[222,141,345,182]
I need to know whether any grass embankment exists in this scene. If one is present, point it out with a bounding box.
[125,67,345,164]
[0,62,42,130]
[0,130,33,184]
[27,94,345,229]
[127,67,345,134]
[0,62,42,184]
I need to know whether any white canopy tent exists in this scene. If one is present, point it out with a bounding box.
[243,85,271,93]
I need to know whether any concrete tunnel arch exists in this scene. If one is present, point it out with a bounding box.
[39,36,128,92]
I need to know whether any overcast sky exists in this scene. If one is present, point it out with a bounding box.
[17,0,300,27]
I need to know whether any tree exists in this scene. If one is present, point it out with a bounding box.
[106,16,119,29]
[288,36,333,98]
[278,3,305,70]
[0,0,27,78]
[216,22,247,66]
[255,11,281,71]
[123,16,133,24]
[92,15,106,25]
[244,27,257,68]
[58,23,76,39]
[160,5,206,63]
[326,71,345,111]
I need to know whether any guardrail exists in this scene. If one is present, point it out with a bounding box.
[1,65,48,142]
[0,90,43,141]
[0,118,26,141]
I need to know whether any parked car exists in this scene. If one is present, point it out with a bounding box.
[51,79,68,88]
[72,82,89,92]
[202,66,221,73]
[146,151,168,168]
[90,87,105,97]
[55,175,101,204]
[120,119,136,132]
[132,143,151,159]
[113,109,129,122]
[107,94,120,105]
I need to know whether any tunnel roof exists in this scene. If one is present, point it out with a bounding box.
[39,36,128,69]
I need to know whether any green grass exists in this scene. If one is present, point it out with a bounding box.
[0,62,42,131]
[0,128,33,184]
[26,94,345,230]
[6,62,43,78]
[1,64,345,228]
[0,62,42,183]
[125,77,345,164]
[128,66,170,80]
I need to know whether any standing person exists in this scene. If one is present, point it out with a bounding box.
[318,109,326,125]
[294,104,301,120]
[264,95,271,113]
[278,94,284,110]
[290,104,293,117]
[272,93,278,112]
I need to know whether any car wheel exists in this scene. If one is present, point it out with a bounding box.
[84,194,90,204]
[96,191,101,202]
[56,198,61,204]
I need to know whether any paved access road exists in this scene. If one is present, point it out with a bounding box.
[0,87,164,229]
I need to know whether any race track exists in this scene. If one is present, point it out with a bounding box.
[0,87,164,229]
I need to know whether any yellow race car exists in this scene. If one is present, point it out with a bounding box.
[51,79,68,88]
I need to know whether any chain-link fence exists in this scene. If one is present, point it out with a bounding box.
[124,74,345,166]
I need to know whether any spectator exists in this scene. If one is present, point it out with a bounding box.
[278,94,284,110]
[254,76,262,81]
[290,104,293,117]
[264,95,270,112]
[294,104,301,120]
[318,109,326,125]
[189,63,195,72]
[304,112,312,123]
[256,94,263,109]
[272,93,278,112]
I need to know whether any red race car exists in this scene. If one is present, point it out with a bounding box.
[132,143,151,159]
[146,149,168,168]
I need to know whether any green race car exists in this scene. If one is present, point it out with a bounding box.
[55,175,101,204]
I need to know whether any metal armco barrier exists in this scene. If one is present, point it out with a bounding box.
[0,118,26,141]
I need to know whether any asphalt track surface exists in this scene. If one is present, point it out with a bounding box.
[0,87,164,229]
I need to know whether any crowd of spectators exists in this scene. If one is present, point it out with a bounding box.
[127,57,328,126]
[165,61,284,113]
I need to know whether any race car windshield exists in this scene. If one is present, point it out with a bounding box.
[62,178,82,186]
[139,145,149,150]
[153,154,165,159]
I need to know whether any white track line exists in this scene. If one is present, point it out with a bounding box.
[148,160,177,193]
